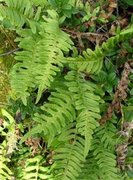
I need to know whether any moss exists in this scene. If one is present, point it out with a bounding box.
[0,62,10,106]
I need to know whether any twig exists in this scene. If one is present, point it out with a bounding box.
[116,0,119,17]
[62,27,106,38]
[0,48,20,57]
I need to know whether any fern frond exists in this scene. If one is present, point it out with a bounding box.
[77,153,99,180]
[10,10,73,105]
[22,155,52,180]
[65,68,101,155]
[21,88,75,146]
[91,124,121,180]
[0,0,41,33]
[69,25,133,74]
[79,121,122,180]
[0,143,13,180]
[51,124,85,180]
[1,109,17,155]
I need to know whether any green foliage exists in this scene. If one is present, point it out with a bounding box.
[72,27,133,74]
[65,67,101,155]
[0,109,16,179]
[51,123,85,179]
[0,0,42,33]
[21,88,75,146]
[0,0,133,179]
[78,121,122,180]
[10,10,73,105]
[122,0,133,6]
[22,155,52,180]
[0,142,13,180]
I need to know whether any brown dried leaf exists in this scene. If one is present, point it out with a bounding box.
[109,2,117,8]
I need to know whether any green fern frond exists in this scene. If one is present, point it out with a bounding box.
[65,68,101,155]
[10,10,73,105]
[79,121,122,180]
[21,88,75,146]
[51,124,85,180]
[0,0,41,33]
[1,109,17,156]
[22,155,52,180]
[0,142,13,180]
[69,25,133,74]
[91,124,121,180]
[77,153,99,180]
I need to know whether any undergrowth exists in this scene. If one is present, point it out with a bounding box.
[0,0,133,179]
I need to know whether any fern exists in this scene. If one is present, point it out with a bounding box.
[0,0,41,33]
[10,10,73,105]
[0,1,133,179]
[51,123,85,180]
[0,109,16,179]
[0,142,13,180]
[69,25,133,74]
[77,152,100,180]
[65,66,101,155]
[78,121,122,180]
[22,155,52,180]
[21,88,75,146]
[1,109,17,155]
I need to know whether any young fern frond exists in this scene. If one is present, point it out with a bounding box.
[0,0,41,33]
[51,124,85,180]
[10,10,73,105]
[21,88,75,146]
[22,155,52,180]
[65,66,101,155]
